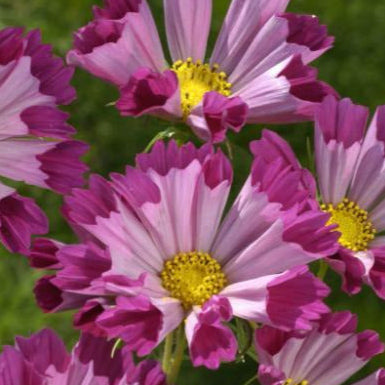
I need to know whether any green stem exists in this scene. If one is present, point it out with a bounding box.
[110,338,122,358]
[162,332,174,374]
[242,374,258,385]
[225,139,234,161]
[143,128,177,153]
[317,259,329,281]
[167,325,186,384]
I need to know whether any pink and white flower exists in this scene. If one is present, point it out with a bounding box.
[0,27,89,253]
[0,328,166,385]
[31,140,338,370]
[255,311,384,385]
[314,96,385,299]
[67,0,337,143]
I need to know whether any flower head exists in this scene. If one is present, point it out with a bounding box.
[31,140,338,369]
[0,27,89,253]
[256,311,384,385]
[67,0,337,143]
[0,328,166,385]
[315,96,385,298]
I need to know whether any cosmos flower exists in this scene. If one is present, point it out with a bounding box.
[249,101,385,300]
[255,311,384,385]
[30,140,338,370]
[67,0,336,143]
[0,27,89,253]
[314,96,385,299]
[0,328,166,385]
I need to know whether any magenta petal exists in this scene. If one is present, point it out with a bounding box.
[63,174,116,226]
[327,249,366,295]
[21,106,75,139]
[117,68,179,118]
[200,296,233,324]
[0,327,165,385]
[53,243,111,292]
[258,364,286,385]
[136,140,212,175]
[37,140,89,194]
[15,329,70,375]
[267,266,330,330]
[68,1,164,87]
[188,92,248,143]
[74,299,108,337]
[318,311,358,334]
[129,360,166,385]
[315,95,369,148]
[0,346,43,385]
[189,321,237,370]
[25,30,75,104]
[110,166,160,207]
[250,129,317,199]
[280,13,334,53]
[34,275,88,313]
[0,28,79,204]
[71,19,124,55]
[201,149,233,189]
[0,27,24,64]
[369,251,385,299]
[282,207,339,256]
[97,295,163,356]
[74,333,127,384]
[186,297,236,370]
[0,193,48,254]
[28,238,63,269]
[357,330,385,361]
[93,0,141,19]
[186,309,237,370]
[255,325,299,358]
[280,55,338,106]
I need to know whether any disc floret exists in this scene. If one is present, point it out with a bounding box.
[321,198,376,252]
[171,58,232,119]
[160,251,227,309]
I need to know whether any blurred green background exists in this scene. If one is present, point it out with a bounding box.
[0,0,385,383]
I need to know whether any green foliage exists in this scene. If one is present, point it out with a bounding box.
[0,0,385,382]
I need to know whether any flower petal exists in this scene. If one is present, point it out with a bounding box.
[187,92,248,143]
[164,0,212,62]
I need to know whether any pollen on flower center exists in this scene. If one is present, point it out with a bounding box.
[160,251,227,310]
[171,58,232,119]
[284,379,309,385]
[321,198,376,252]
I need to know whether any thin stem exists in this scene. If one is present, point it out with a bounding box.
[242,374,258,385]
[306,136,315,175]
[317,259,329,281]
[167,325,186,384]
[162,332,174,374]
[143,127,177,153]
[225,138,234,160]
[110,338,122,358]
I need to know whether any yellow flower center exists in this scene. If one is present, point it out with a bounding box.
[160,251,227,310]
[321,198,376,252]
[284,379,309,385]
[171,58,232,119]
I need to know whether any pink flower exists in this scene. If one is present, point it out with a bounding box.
[0,328,166,385]
[32,140,338,370]
[67,0,337,143]
[0,27,89,253]
[255,311,384,385]
[314,96,385,299]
